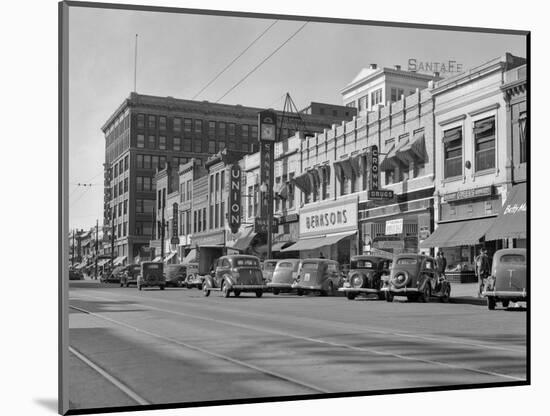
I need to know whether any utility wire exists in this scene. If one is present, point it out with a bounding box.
[216,21,309,103]
[192,20,279,100]
[70,187,92,207]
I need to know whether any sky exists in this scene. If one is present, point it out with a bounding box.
[68,4,527,231]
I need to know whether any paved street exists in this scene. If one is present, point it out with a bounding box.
[67,280,527,411]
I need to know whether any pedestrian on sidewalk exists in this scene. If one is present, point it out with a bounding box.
[475,247,491,297]
[435,251,447,291]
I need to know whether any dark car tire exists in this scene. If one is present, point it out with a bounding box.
[407,295,416,302]
[441,286,451,303]
[255,291,263,298]
[297,289,304,296]
[385,292,394,302]
[222,282,231,298]
[420,285,431,303]
[203,283,211,297]
[392,271,410,289]
[160,285,165,290]
[234,290,241,297]
[272,288,280,295]
[502,299,510,308]
[346,292,357,300]
[487,296,496,310]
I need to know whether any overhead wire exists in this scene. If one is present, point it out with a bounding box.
[192,20,279,100]
[215,21,309,103]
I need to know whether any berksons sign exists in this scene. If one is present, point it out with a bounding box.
[299,200,358,237]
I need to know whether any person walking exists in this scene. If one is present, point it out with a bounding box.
[319,251,325,259]
[475,247,491,297]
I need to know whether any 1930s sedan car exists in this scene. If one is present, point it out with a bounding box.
[137,262,166,291]
[203,255,266,298]
[101,265,125,284]
[184,262,203,289]
[482,248,527,310]
[164,264,187,287]
[292,259,343,296]
[267,259,302,295]
[261,259,279,284]
[381,254,451,302]
[120,264,141,287]
[339,255,391,300]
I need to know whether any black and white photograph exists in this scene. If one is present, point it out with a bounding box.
[55,0,533,415]
[58,1,531,414]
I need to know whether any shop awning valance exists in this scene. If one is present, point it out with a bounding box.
[181,249,196,265]
[485,183,527,240]
[281,230,356,252]
[113,256,126,266]
[420,217,496,248]
[442,126,462,143]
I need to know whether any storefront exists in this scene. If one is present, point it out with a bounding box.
[485,182,527,248]
[359,191,434,259]
[420,185,501,282]
[281,198,358,264]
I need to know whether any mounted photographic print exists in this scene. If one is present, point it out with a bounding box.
[59,1,529,414]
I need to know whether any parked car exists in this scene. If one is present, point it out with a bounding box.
[101,265,125,283]
[164,264,187,287]
[267,259,302,295]
[69,269,84,280]
[339,255,391,300]
[120,264,141,287]
[203,255,266,298]
[185,262,204,289]
[292,259,343,296]
[261,259,279,284]
[482,248,527,310]
[137,262,166,290]
[381,254,451,302]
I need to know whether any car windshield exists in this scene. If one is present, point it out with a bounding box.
[396,258,418,265]
[500,254,526,264]
[144,264,161,270]
[235,258,259,267]
[302,262,319,270]
[351,260,374,269]
[277,262,294,269]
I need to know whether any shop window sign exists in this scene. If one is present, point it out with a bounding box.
[385,218,403,235]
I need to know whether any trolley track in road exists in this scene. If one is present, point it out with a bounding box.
[72,289,526,354]
[70,293,526,383]
[69,304,331,395]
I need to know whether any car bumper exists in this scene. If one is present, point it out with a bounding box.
[267,282,293,289]
[380,287,419,294]
[338,287,380,294]
[292,284,323,291]
[482,290,527,299]
[230,284,267,291]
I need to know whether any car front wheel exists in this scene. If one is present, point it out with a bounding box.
[502,299,510,308]
[272,288,280,295]
[222,282,231,298]
[203,283,210,297]
[346,292,356,300]
[385,292,393,302]
[420,285,431,303]
[487,296,496,310]
[255,290,263,298]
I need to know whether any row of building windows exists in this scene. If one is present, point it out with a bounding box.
[112,155,129,178]
[443,116,496,179]
[136,114,259,138]
[112,178,128,198]
[136,134,255,153]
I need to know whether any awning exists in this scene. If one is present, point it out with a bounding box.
[396,130,428,163]
[152,256,162,262]
[380,143,397,171]
[293,173,311,194]
[97,259,109,267]
[231,229,257,252]
[281,230,356,252]
[442,126,462,144]
[485,183,527,240]
[272,241,295,252]
[420,217,496,248]
[181,249,196,265]
[113,256,126,266]
[164,252,177,263]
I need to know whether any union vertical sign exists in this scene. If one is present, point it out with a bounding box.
[229,163,242,234]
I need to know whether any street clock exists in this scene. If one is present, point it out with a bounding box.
[259,110,277,142]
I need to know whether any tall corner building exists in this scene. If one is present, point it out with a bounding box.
[101,92,356,262]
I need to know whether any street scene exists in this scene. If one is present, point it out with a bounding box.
[64,3,528,414]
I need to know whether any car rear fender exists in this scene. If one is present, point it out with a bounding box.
[203,276,214,288]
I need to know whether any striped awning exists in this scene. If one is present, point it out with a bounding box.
[420,217,495,248]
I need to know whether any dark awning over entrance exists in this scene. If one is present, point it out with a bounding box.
[420,217,495,248]
[485,183,527,240]
[281,231,355,252]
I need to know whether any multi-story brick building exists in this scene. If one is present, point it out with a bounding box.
[420,53,526,280]
[101,93,356,263]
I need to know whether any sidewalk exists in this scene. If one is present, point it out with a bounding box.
[449,283,485,306]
